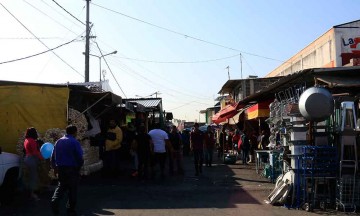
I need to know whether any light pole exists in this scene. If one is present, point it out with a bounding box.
[84,51,117,82]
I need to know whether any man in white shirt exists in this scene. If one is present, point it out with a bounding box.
[148,124,171,179]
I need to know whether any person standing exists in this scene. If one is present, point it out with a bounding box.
[218,127,226,159]
[50,125,84,216]
[148,124,171,179]
[181,129,190,156]
[190,123,204,176]
[103,119,123,178]
[203,126,215,167]
[168,126,184,175]
[240,130,250,165]
[232,129,241,154]
[134,125,153,180]
[23,127,43,201]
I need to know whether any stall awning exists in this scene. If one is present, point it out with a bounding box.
[212,102,243,124]
[245,100,271,120]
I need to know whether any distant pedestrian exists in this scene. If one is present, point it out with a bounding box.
[181,129,190,156]
[149,124,171,179]
[218,127,226,159]
[50,125,84,216]
[23,127,43,201]
[203,126,215,167]
[190,123,204,176]
[168,126,184,175]
[240,131,250,165]
[134,125,153,179]
[232,129,241,153]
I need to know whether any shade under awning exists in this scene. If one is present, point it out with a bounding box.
[245,100,271,120]
[316,75,360,87]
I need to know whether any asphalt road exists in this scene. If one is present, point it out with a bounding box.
[0,154,346,216]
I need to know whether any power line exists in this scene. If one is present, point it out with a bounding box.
[94,42,127,98]
[0,3,84,78]
[91,2,292,65]
[0,38,80,65]
[40,0,84,29]
[23,0,81,35]
[0,37,63,40]
[115,54,240,64]
[51,0,85,25]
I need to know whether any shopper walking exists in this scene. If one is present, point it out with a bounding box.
[134,125,153,179]
[190,123,204,176]
[50,125,84,216]
[23,127,43,201]
[149,124,171,179]
[169,126,184,175]
[203,126,215,167]
[240,130,250,165]
[218,127,226,159]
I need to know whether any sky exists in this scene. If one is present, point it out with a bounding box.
[0,0,359,122]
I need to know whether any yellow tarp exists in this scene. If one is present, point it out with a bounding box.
[0,85,69,153]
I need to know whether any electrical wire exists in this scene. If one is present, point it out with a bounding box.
[51,0,85,25]
[23,0,81,35]
[0,37,63,40]
[241,54,258,76]
[94,42,127,98]
[91,2,292,65]
[0,38,80,65]
[40,0,84,29]
[0,3,84,78]
[116,54,240,64]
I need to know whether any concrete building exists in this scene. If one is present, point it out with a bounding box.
[266,19,360,77]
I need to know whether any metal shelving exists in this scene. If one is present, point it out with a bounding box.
[299,146,338,211]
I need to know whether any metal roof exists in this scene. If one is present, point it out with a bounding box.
[125,98,162,109]
[238,67,360,105]
[218,76,283,94]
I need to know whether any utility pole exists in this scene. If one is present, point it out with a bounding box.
[84,0,91,82]
[226,66,230,80]
[240,53,243,79]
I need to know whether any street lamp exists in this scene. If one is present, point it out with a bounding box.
[83,51,117,82]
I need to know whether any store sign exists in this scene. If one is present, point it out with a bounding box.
[342,37,360,53]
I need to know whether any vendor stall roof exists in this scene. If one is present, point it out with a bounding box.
[125,98,162,110]
[238,67,360,105]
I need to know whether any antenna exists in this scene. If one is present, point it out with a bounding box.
[240,53,243,79]
[226,66,230,80]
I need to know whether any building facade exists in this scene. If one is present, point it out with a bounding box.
[266,20,360,77]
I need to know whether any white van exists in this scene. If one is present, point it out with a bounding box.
[0,147,20,204]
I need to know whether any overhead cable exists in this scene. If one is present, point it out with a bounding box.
[0,37,62,40]
[23,0,81,35]
[0,3,84,78]
[91,2,291,65]
[94,42,127,98]
[116,54,240,64]
[51,0,85,25]
[40,0,84,29]
[0,38,80,65]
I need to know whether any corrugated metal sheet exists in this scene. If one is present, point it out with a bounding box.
[126,98,162,108]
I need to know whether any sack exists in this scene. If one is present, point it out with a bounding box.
[257,142,263,150]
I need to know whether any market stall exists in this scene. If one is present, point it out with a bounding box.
[236,67,360,212]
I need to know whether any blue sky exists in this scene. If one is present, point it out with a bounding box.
[0,0,359,121]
